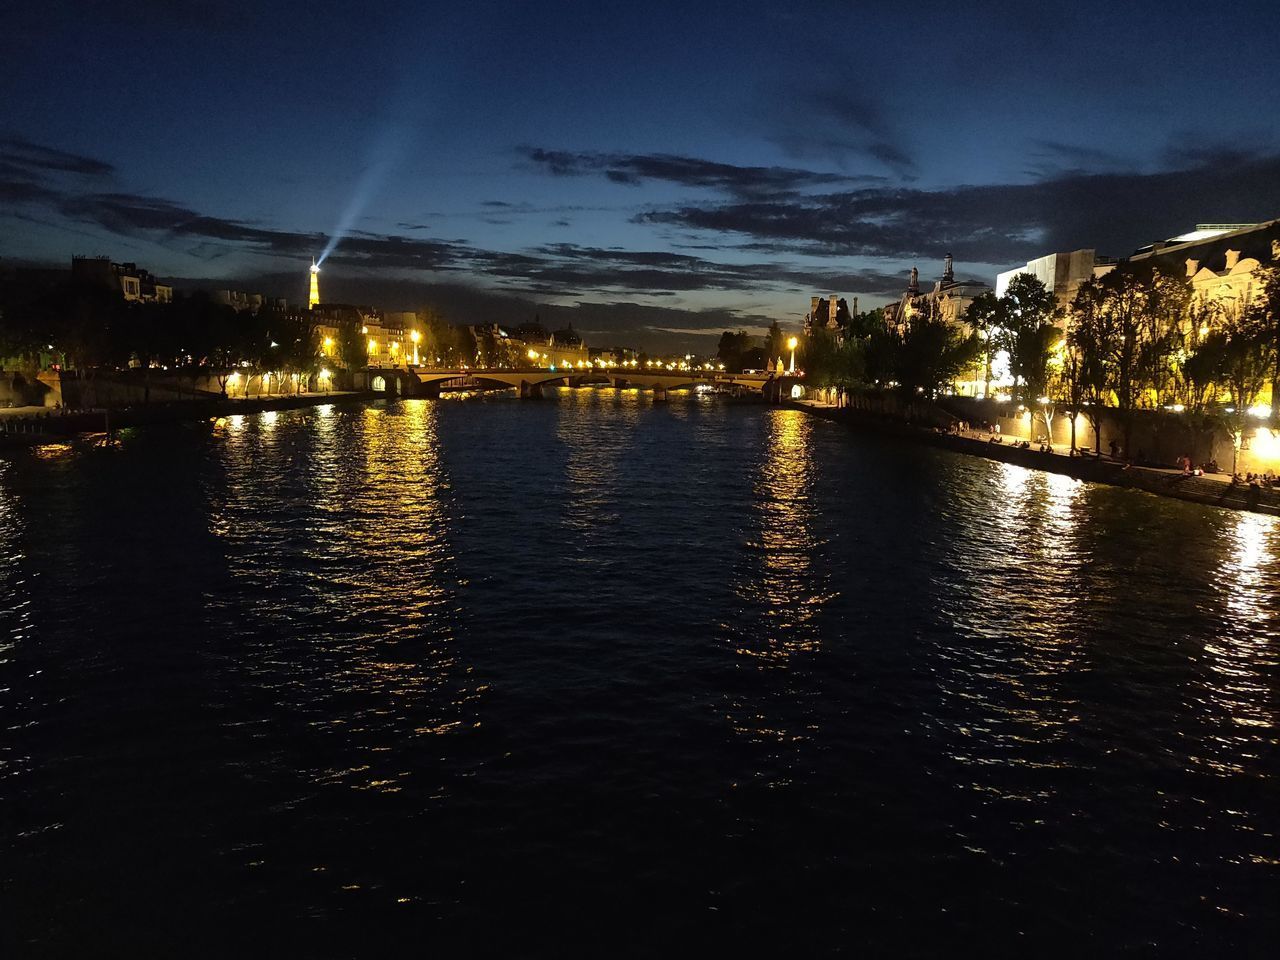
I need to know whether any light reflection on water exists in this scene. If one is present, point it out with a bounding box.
[205,399,479,797]
[1194,510,1280,775]
[1,394,1279,953]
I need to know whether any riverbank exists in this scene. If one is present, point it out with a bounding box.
[0,391,375,449]
[793,399,1280,517]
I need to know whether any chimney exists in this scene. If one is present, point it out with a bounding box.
[1185,258,1199,278]
[1225,249,1240,270]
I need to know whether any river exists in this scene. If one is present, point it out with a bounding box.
[3,390,1278,955]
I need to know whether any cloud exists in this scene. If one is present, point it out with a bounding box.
[470,242,904,297]
[520,147,862,197]
[0,134,114,206]
[3,138,881,305]
[1025,139,1131,178]
[769,88,917,178]
[0,135,115,178]
[637,149,1280,265]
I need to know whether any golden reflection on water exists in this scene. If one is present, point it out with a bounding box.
[1194,511,1279,773]
[206,401,478,797]
[725,409,832,758]
[554,387,634,533]
[0,458,32,660]
[929,461,1090,809]
[744,409,826,655]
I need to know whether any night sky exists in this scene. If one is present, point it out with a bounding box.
[4,0,1280,349]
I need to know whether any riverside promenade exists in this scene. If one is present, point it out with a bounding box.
[793,398,1280,517]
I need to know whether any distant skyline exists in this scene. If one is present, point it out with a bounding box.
[4,0,1280,349]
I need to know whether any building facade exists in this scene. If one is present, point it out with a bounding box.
[882,254,990,335]
[71,256,172,303]
[995,248,1115,310]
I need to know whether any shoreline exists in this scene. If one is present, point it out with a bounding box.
[0,391,376,449]
[791,399,1280,517]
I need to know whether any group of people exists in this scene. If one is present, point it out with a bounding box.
[1178,455,1216,476]
[1236,470,1279,489]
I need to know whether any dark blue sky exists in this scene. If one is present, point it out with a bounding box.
[4,0,1279,348]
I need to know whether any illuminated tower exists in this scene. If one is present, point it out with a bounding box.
[308,258,321,308]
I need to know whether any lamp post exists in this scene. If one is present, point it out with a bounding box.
[410,329,421,366]
[788,336,798,373]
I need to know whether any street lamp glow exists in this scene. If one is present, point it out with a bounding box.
[787,336,798,373]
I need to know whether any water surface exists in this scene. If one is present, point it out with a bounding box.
[3,391,1278,955]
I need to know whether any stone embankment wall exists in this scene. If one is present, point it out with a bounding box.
[933,396,1277,477]
[5,369,353,410]
[796,399,1280,516]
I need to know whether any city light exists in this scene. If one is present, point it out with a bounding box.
[308,258,320,308]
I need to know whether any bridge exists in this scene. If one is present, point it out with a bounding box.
[361,366,798,400]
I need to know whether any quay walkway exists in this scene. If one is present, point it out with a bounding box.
[792,398,1280,517]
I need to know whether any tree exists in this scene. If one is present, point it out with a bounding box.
[716,329,754,372]
[1057,339,1088,452]
[993,273,1058,405]
[765,320,786,366]
[962,291,1001,398]
[1067,279,1111,454]
[1248,262,1280,421]
[1195,301,1269,474]
[896,313,981,399]
[1091,271,1151,458]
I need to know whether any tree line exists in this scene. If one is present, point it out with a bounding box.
[797,260,1280,460]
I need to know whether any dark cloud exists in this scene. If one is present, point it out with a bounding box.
[6,138,872,302]
[1159,132,1275,172]
[520,147,861,197]
[638,150,1280,265]
[1026,139,1130,178]
[769,88,917,178]
[471,243,903,297]
[0,135,115,178]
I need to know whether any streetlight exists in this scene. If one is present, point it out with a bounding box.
[410,329,421,366]
[788,336,798,373]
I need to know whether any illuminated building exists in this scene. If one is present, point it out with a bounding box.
[1127,219,1280,315]
[509,317,590,368]
[804,295,856,337]
[308,258,321,309]
[996,249,1116,311]
[882,254,990,335]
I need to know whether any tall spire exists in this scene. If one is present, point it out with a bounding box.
[308,258,320,309]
